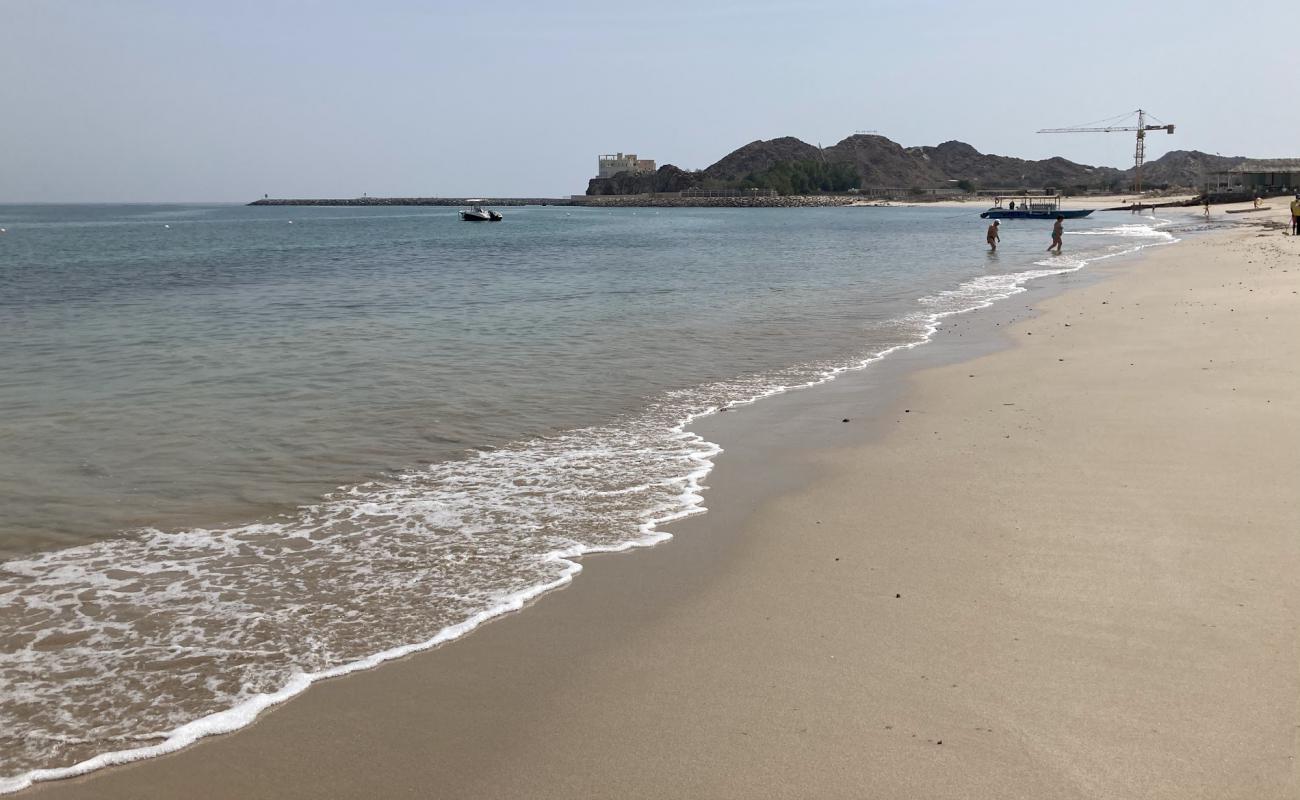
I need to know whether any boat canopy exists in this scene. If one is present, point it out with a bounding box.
[991,194,1062,213]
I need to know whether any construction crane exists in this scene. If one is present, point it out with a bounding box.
[1038,109,1175,193]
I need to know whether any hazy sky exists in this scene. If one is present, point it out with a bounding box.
[3,0,1297,202]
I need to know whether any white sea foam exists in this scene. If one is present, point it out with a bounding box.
[0,218,1179,794]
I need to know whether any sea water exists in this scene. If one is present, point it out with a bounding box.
[0,203,1178,790]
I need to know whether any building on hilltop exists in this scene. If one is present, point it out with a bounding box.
[597,153,656,179]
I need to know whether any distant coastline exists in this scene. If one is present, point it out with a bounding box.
[583,134,1249,199]
[250,195,869,208]
[247,194,1219,210]
[248,197,571,207]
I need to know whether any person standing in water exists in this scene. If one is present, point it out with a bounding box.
[986,220,1000,251]
[1047,215,1064,253]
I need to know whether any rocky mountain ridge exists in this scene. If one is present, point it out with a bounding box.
[587,134,1246,196]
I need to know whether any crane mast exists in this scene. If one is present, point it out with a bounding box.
[1134,109,1148,192]
[1037,109,1176,193]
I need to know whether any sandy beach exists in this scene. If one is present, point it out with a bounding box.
[24,208,1300,799]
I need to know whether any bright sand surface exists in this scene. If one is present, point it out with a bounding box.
[24,210,1300,799]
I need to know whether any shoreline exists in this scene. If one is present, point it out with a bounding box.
[0,207,1171,790]
[22,210,1300,798]
[5,215,1175,793]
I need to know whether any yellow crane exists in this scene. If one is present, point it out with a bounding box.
[1038,109,1175,193]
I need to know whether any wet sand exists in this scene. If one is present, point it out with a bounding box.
[26,211,1300,798]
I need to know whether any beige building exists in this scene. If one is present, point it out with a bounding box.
[597,153,656,179]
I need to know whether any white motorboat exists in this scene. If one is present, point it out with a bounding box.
[459,202,502,222]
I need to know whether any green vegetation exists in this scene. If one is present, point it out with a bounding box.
[741,160,860,195]
[956,179,976,193]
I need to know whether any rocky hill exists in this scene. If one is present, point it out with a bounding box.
[585,164,700,196]
[824,135,946,187]
[909,140,1126,191]
[586,134,1245,196]
[1132,150,1245,189]
[702,137,823,182]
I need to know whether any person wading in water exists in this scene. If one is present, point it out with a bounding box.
[1047,215,1064,254]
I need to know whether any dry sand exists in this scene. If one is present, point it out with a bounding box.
[26,210,1300,799]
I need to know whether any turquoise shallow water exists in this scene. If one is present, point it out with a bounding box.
[0,203,1176,789]
[0,203,1078,552]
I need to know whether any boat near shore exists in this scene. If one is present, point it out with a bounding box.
[980,195,1093,220]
